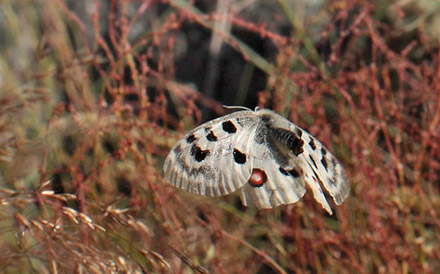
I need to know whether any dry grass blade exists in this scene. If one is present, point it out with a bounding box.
[168,245,209,274]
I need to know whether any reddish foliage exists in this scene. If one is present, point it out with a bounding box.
[0,0,439,273]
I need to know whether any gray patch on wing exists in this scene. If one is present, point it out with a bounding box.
[175,154,216,180]
[173,145,182,154]
[254,125,288,166]
[270,127,304,156]
[257,125,307,167]
[235,117,257,127]
[254,125,268,145]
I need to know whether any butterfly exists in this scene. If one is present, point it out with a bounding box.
[163,108,350,214]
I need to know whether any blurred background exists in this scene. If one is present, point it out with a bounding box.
[0,0,439,273]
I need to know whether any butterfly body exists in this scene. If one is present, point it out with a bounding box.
[163,108,349,214]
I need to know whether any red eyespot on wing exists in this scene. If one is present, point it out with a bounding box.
[248,169,267,188]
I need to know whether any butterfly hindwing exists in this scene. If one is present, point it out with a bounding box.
[239,143,307,208]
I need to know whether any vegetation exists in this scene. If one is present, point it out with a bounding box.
[0,0,439,273]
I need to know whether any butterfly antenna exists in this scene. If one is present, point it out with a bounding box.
[222,105,254,111]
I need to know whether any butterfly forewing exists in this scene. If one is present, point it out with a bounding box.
[164,111,258,197]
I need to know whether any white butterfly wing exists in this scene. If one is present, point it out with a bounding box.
[164,111,258,197]
[239,142,307,208]
[257,109,350,214]
[164,108,349,214]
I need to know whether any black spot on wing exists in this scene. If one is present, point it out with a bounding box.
[206,130,218,141]
[279,167,289,175]
[309,138,316,150]
[190,145,209,162]
[289,137,304,156]
[279,167,300,178]
[321,147,327,155]
[321,156,328,171]
[222,121,237,134]
[289,169,300,177]
[186,134,197,144]
[295,128,303,137]
[309,155,318,169]
[233,148,246,164]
